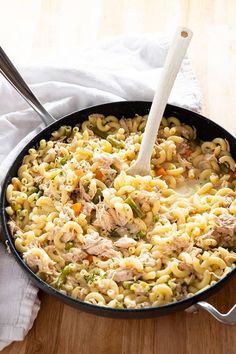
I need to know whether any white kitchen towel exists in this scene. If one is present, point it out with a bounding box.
[0,34,202,350]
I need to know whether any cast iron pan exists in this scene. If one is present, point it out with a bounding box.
[1,101,236,321]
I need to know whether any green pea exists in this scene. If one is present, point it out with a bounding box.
[60,157,67,165]
[65,241,74,250]
[153,215,159,222]
[135,230,146,240]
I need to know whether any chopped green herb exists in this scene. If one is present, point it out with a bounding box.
[55,264,74,289]
[135,230,146,240]
[91,126,109,139]
[92,188,103,204]
[60,157,67,165]
[140,127,145,133]
[50,171,60,180]
[219,163,230,174]
[37,191,43,198]
[123,281,133,289]
[153,215,159,223]
[107,136,125,148]
[38,272,47,281]
[84,270,105,283]
[83,180,90,193]
[15,204,22,211]
[110,229,120,238]
[65,241,74,250]
[28,186,39,195]
[125,197,144,218]
[110,163,119,172]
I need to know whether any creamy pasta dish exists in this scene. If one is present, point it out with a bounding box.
[6,114,236,309]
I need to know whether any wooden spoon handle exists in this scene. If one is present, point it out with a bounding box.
[131,27,193,175]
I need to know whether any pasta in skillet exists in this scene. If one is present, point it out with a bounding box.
[6,113,236,308]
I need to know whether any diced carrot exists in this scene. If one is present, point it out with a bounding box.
[155,167,167,176]
[183,148,193,157]
[101,256,109,261]
[87,255,93,264]
[75,170,85,183]
[145,185,153,192]
[95,171,104,180]
[72,202,82,215]
[12,182,19,190]
[231,171,236,179]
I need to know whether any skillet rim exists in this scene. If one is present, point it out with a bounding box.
[1,100,236,318]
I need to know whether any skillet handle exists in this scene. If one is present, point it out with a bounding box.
[186,301,236,325]
[0,47,55,126]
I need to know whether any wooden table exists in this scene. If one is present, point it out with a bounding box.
[1,1,236,353]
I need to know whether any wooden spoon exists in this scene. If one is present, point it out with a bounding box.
[128,27,193,176]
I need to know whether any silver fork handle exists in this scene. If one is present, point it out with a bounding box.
[0,47,55,126]
[186,301,236,325]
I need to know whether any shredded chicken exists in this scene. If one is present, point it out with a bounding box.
[123,223,140,235]
[198,214,236,247]
[93,204,116,231]
[177,141,190,154]
[63,248,87,263]
[8,220,19,235]
[114,236,137,249]
[138,253,156,267]
[213,214,236,238]
[159,234,193,254]
[221,180,230,188]
[82,202,95,216]
[23,247,55,274]
[43,148,56,163]
[199,153,217,169]
[136,302,151,308]
[178,126,194,140]
[107,268,134,282]
[175,283,188,300]
[190,247,203,257]
[108,207,131,227]
[119,118,131,133]
[179,261,193,271]
[177,154,192,170]
[224,193,236,207]
[79,184,91,202]
[92,152,122,170]
[82,231,121,258]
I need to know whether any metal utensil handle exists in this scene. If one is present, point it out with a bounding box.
[0,47,55,126]
[187,301,236,325]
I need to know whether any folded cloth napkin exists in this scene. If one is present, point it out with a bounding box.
[0,34,202,350]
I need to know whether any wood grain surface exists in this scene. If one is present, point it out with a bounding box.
[1,1,236,353]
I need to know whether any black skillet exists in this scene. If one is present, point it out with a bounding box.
[0,48,236,323]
